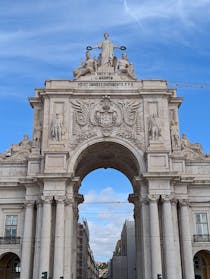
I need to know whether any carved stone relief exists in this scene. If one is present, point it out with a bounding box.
[0,134,32,161]
[73,33,137,81]
[71,96,145,148]
[170,120,181,151]
[148,114,161,142]
[180,133,206,160]
[50,113,65,142]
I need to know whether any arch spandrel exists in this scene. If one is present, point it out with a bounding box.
[68,137,145,183]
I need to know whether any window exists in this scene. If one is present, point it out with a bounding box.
[196,213,209,235]
[5,215,18,237]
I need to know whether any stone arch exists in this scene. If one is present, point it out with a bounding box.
[193,250,210,279]
[0,252,20,279]
[69,138,145,184]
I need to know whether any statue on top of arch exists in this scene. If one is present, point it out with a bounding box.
[73,33,137,81]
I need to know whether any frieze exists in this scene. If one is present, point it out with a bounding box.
[77,81,135,88]
[71,96,145,147]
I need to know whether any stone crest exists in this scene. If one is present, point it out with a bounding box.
[90,96,122,136]
[71,96,144,147]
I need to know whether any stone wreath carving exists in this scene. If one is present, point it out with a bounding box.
[71,96,144,146]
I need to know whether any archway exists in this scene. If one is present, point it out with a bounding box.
[72,141,142,182]
[79,168,134,259]
[72,141,144,279]
[194,250,210,279]
[0,252,20,279]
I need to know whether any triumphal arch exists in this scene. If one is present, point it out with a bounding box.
[1,33,210,279]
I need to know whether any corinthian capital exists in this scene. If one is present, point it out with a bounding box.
[148,194,160,202]
[179,198,190,207]
[54,195,66,204]
[161,194,173,202]
[41,195,53,204]
[24,200,35,207]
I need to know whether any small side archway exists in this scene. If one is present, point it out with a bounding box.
[0,252,20,279]
[194,250,210,279]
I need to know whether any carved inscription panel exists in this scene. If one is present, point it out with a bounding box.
[71,96,145,148]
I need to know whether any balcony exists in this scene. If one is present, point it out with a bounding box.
[0,237,21,244]
[193,234,210,242]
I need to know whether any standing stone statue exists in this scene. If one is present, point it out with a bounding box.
[88,33,125,67]
[170,120,180,149]
[148,114,161,141]
[51,113,65,141]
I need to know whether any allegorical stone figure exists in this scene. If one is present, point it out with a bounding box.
[51,113,65,141]
[90,32,122,66]
[170,120,180,149]
[118,52,137,80]
[0,134,32,159]
[73,51,97,79]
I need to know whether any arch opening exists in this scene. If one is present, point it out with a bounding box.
[74,141,141,183]
[0,252,20,279]
[78,168,135,276]
[194,250,210,279]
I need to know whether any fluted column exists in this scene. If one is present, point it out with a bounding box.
[179,199,195,279]
[53,195,65,279]
[162,195,176,279]
[33,201,42,279]
[148,194,162,278]
[171,198,182,279]
[64,196,74,279]
[39,196,53,278]
[20,200,34,279]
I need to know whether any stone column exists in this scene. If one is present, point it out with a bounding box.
[171,198,182,279]
[161,195,176,279]
[39,196,53,278]
[72,194,84,279]
[179,199,195,279]
[129,193,142,279]
[72,204,79,279]
[33,201,42,279]
[140,196,151,279]
[20,200,34,279]
[148,194,162,278]
[53,196,65,279]
[64,196,74,279]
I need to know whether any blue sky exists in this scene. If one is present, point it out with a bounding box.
[1,0,210,261]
